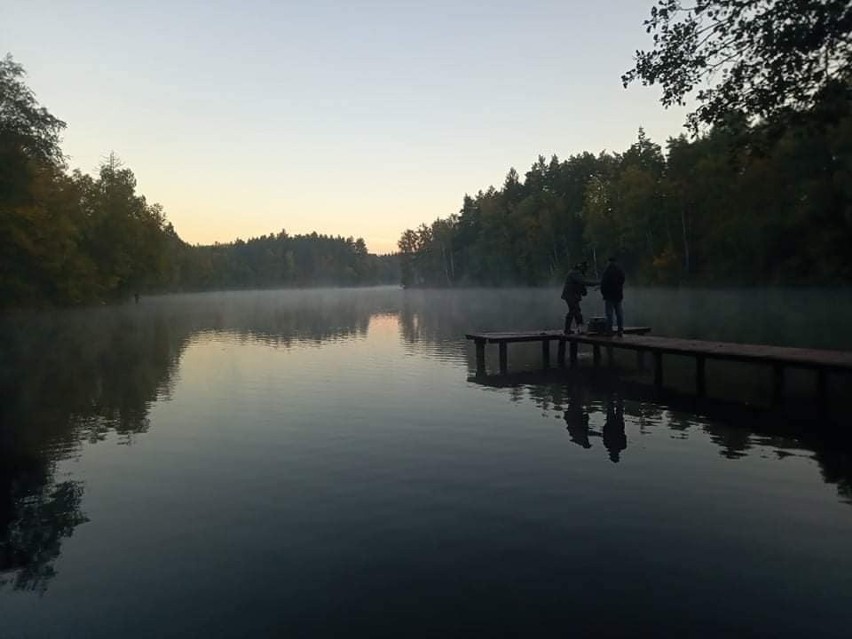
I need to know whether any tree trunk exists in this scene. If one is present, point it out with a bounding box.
[681,204,690,275]
[440,243,451,285]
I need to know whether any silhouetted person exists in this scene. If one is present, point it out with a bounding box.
[561,261,599,334]
[602,394,626,463]
[600,256,625,336]
[134,292,140,304]
[564,402,592,448]
[563,385,594,448]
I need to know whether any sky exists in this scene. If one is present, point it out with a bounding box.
[3,0,688,254]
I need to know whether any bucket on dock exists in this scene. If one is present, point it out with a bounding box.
[587,317,608,334]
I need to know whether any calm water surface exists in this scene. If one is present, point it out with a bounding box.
[1,287,851,637]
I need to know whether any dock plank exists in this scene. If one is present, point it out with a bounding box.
[465,328,851,413]
[465,327,650,343]
[465,330,852,373]
[566,334,852,371]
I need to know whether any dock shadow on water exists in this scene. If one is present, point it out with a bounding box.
[1,287,851,637]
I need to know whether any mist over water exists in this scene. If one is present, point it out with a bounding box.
[1,287,851,637]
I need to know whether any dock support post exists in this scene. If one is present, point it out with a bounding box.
[499,342,508,375]
[816,369,828,419]
[637,350,645,371]
[541,340,550,369]
[475,339,486,376]
[696,356,706,397]
[772,364,784,406]
[557,340,566,368]
[607,345,614,367]
[593,344,601,366]
[654,352,663,390]
[569,341,578,367]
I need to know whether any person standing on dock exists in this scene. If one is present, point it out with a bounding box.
[561,261,599,334]
[600,256,626,337]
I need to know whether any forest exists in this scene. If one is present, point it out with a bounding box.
[3,0,852,307]
[398,113,852,287]
[0,55,397,309]
[399,0,852,287]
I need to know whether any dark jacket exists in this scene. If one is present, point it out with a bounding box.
[561,269,592,303]
[600,262,625,302]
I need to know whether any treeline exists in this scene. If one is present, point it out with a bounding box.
[0,55,397,309]
[398,112,852,287]
[176,232,397,291]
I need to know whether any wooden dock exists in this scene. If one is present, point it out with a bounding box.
[466,328,651,377]
[464,329,852,407]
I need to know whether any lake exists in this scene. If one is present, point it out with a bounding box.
[1,287,851,637]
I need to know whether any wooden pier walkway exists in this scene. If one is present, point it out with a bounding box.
[464,329,852,406]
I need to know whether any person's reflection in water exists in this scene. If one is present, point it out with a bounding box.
[563,387,593,449]
[603,393,627,463]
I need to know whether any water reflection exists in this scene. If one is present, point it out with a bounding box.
[563,385,593,449]
[0,307,189,591]
[1,287,851,599]
[469,367,852,504]
[0,290,400,591]
[0,476,87,594]
[563,391,627,462]
[603,394,626,463]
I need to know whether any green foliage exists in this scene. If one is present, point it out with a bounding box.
[0,54,66,206]
[179,231,398,291]
[623,0,852,132]
[0,56,397,309]
[0,148,173,307]
[398,116,852,286]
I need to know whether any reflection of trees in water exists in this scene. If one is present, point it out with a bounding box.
[470,368,852,503]
[0,471,87,595]
[1,313,187,445]
[0,307,190,592]
[400,287,852,502]
[704,425,753,460]
[3,288,850,591]
[814,450,852,505]
[0,288,397,592]
[220,288,852,505]
[171,289,394,347]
